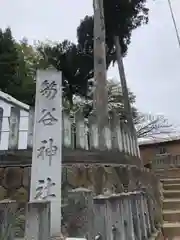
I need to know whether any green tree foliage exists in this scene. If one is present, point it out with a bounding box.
[0,30,37,105]
[0,1,149,105]
[35,0,149,104]
[36,40,93,105]
[0,28,19,94]
[15,38,37,105]
[77,0,148,64]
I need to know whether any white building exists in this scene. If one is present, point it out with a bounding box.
[0,90,29,151]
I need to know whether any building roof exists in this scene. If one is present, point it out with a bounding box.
[138,135,180,146]
[0,90,29,111]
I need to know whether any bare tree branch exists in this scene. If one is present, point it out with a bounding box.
[135,112,175,139]
[63,79,175,139]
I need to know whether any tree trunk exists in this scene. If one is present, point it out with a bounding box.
[114,35,133,129]
[114,35,142,164]
[93,0,108,150]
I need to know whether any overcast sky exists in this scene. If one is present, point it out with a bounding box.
[1,0,180,126]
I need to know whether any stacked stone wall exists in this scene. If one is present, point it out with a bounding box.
[0,167,30,201]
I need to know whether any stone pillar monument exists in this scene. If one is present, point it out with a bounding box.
[29,69,62,236]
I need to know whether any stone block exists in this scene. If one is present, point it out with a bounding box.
[113,166,129,191]
[3,167,22,189]
[105,168,124,193]
[93,166,107,195]
[0,168,5,184]
[66,167,79,187]
[25,201,50,240]
[22,167,31,188]
[0,186,7,200]
[0,201,17,240]
[12,187,28,202]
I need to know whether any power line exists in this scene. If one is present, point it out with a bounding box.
[167,0,180,49]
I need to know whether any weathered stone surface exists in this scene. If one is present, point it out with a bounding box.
[0,186,7,200]
[0,168,4,185]
[93,166,107,195]
[128,166,142,191]
[12,187,28,202]
[114,166,130,191]
[104,168,123,193]
[22,167,31,188]
[66,167,79,187]
[63,164,159,196]
[3,167,22,189]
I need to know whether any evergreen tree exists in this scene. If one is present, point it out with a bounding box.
[0,31,38,105]
[0,28,19,94]
[15,39,37,105]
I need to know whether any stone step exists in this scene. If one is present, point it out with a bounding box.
[163,222,180,239]
[163,184,180,191]
[163,190,180,199]
[163,198,180,211]
[156,168,180,178]
[163,209,180,222]
[161,178,180,185]
[149,229,163,240]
